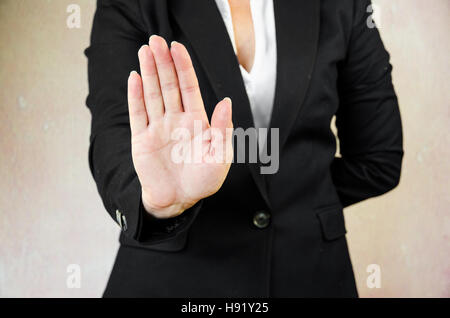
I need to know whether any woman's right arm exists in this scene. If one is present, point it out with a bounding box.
[86,0,233,244]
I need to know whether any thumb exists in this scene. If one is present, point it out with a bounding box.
[210,98,233,163]
[211,97,233,135]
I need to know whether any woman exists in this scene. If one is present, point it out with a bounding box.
[85,0,403,297]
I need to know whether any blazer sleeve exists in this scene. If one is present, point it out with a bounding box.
[331,0,404,207]
[85,0,202,244]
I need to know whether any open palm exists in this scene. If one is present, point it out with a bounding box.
[128,35,233,219]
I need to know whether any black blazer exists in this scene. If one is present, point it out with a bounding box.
[85,0,403,297]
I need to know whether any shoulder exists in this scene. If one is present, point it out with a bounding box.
[95,0,167,17]
[321,0,371,20]
[95,0,143,20]
[94,0,169,31]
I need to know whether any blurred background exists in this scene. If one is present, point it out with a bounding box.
[0,0,448,297]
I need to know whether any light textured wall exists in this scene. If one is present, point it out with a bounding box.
[0,0,116,298]
[0,0,448,297]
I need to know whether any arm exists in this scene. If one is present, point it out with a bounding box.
[331,0,404,207]
[85,0,233,244]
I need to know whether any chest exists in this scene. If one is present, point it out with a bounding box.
[228,0,255,73]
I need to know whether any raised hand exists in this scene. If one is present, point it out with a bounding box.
[127,35,233,219]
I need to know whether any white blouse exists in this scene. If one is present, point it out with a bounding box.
[214,0,277,151]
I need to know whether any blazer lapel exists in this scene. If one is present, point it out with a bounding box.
[170,0,255,130]
[269,0,321,153]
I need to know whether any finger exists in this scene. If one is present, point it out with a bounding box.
[149,35,183,113]
[128,71,148,135]
[210,98,233,163]
[211,97,233,131]
[171,41,206,114]
[138,45,164,120]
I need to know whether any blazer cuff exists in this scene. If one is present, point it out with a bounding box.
[114,176,142,241]
[136,199,203,244]
[114,176,202,245]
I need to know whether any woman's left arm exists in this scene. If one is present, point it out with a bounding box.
[331,0,404,207]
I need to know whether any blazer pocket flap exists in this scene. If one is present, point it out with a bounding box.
[316,204,347,241]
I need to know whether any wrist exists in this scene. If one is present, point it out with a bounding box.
[141,191,186,219]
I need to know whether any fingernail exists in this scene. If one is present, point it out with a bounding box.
[130,70,137,76]
[223,97,232,106]
[138,44,148,53]
[171,41,179,47]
